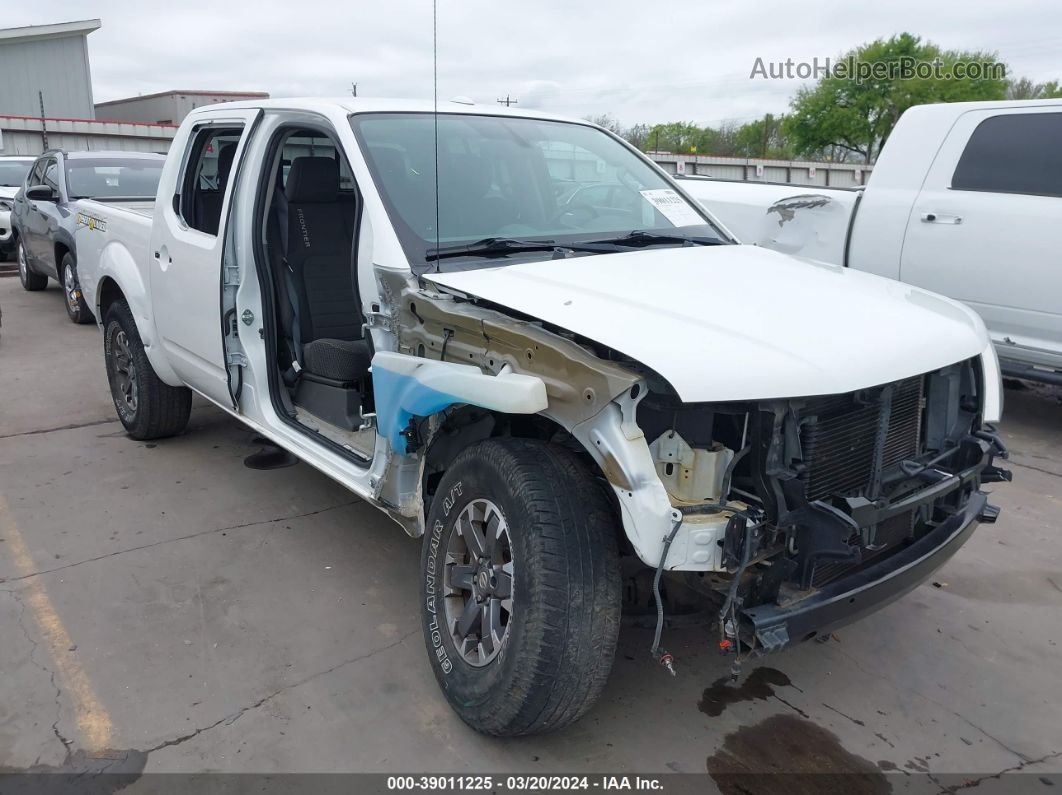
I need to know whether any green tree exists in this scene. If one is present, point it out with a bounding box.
[1007,77,1062,99]
[583,113,623,134]
[785,33,1008,163]
[621,123,651,150]
[734,114,792,159]
[643,122,710,154]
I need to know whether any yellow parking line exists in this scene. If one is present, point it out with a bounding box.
[0,495,114,752]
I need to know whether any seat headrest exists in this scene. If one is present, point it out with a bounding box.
[286,157,340,203]
[217,143,236,191]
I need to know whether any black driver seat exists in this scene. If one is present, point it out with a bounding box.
[281,156,370,384]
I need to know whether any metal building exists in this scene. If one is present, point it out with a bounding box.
[95,90,270,125]
[0,19,100,119]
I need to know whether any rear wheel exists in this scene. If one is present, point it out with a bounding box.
[17,239,47,291]
[420,438,621,736]
[62,253,94,324]
[104,299,192,439]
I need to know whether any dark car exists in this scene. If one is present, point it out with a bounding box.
[11,150,164,323]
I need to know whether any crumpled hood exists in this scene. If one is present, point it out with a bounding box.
[425,245,990,403]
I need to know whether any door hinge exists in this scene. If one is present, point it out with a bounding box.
[224,264,241,285]
[227,352,248,367]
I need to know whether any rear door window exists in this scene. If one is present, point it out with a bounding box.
[179,126,246,235]
[951,113,1062,198]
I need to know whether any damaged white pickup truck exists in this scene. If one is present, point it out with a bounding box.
[74,99,1010,736]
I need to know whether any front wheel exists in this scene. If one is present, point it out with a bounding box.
[62,253,94,324]
[421,438,621,736]
[17,239,47,291]
[104,299,192,440]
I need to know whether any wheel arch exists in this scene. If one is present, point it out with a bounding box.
[421,406,628,551]
[94,268,182,386]
[54,238,74,271]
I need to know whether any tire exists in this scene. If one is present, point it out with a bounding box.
[103,299,192,440]
[17,238,47,291]
[62,253,94,324]
[420,438,621,736]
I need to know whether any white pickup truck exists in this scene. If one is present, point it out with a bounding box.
[75,98,1009,736]
[680,99,1062,387]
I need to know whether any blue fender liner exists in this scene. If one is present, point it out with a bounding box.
[370,352,549,454]
[371,365,467,452]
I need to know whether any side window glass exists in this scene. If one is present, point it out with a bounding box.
[952,113,1062,198]
[28,160,45,187]
[42,161,59,193]
[179,126,246,235]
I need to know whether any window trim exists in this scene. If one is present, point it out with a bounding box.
[175,122,247,236]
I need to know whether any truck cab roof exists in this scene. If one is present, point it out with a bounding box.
[184,96,582,125]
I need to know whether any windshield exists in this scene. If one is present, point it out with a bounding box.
[350,112,726,272]
[66,158,164,199]
[0,160,32,188]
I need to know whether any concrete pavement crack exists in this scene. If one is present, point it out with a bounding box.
[0,499,361,586]
[5,589,72,757]
[1008,459,1062,479]
[143,628,418,756]
[827,644,1030,761]
[0,417,119,441]
[937,749,1062,793]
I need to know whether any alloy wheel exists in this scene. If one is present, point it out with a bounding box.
[112,330,138,415]
[64,264,80,315]
[443,498,514,666]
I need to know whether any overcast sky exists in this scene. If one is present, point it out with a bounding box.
[7,1,1061,126]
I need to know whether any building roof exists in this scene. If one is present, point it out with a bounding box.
[0,19,101,44]
[95,89,271,107]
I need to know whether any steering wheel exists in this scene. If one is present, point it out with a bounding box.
[551,202,600,228]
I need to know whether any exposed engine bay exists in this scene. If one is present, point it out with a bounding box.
[632,355,1010,658]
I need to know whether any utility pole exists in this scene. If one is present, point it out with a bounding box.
[496,95,518,107]
[350,82,358,97]
[38,91,48,150]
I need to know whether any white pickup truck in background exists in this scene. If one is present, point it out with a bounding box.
[72,98,1009,736]
[682,99,1062,387]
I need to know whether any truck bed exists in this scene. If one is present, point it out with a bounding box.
[87,198,156,218]
[677,176,858,266]
[72,198,155,320]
